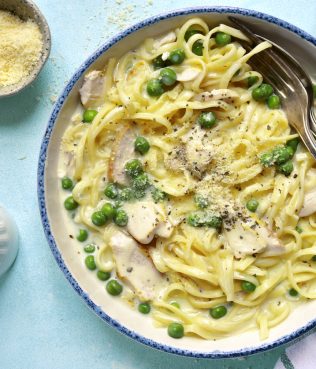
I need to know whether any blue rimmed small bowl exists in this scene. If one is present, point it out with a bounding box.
[38,6,316,358]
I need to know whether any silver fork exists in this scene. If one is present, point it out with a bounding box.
[229,17,316,159]
[257,35,316,133]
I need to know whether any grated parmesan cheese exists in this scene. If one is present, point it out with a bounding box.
[0,10,43,87]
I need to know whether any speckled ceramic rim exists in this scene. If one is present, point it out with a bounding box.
[38,6,316,358]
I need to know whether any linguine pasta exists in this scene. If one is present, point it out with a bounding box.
[60,18,316,340]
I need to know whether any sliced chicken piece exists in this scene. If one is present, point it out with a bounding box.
[182,126,212,179]
[108,125,135,186]
[155,221,174,238]
[176,68,201,82]
[194,89,239,102]
[261,235,286,257]
[110,232,165,301]
[79,70,106,109]
[124,201,173,244]
[299,189,316,217]
[224,219,285,258]
[153,31,176,49]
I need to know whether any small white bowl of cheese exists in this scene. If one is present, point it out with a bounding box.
[0,0,51,97]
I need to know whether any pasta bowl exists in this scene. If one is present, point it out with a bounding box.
[38,6,316,358]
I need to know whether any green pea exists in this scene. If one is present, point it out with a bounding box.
[114,209,128,227]
[132,173,150,191]
[215,32,231,46]
[83,109,98,123]
[192,40,203,56]
[247,75,259,87]
[151,187,167,203]
[76,229,88,242]
[168,48,185,65]
[134,136,150,155]
[286,137,300,153]
[152,54,165,70]
[194,194,209,209]
[295,225,303,234]
[125,159,143,178]
[85,255,96,270]
[267,94,281,109]
[205,215,222,230]
[138,302,151,314]
[104,183,119,199]
[184,29,202,42]
[97,270,111,281]
[260,83,274,98]
[246,199,259,212]
[91,211,108,226]
[101,203,116,219]
[167,322,184,339]
[289,288,298,297]
[64,196,78,211]
[312,255,316,262]
[187,212,205,227]
[210,305,227,319]
[84,244,95,253]
[241,281,256,293]
[260,151,274,167]
[197,111,217,129]
[106,279,123,296]
[277,160,294,177]
[170,301,180,309]
[159,67,177,87]
[61,176,73,190]
[313,84,316,98]
[272,146,292,165]
[147,78,164,97]
[119,188,134,201]
[252,83,274,101]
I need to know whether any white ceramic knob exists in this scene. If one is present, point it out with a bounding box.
[0,205,19,277]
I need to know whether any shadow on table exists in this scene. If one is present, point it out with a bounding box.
[0,268,10,290]
[0,246,20,289]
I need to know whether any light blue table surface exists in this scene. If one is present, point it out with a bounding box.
[1,1,315,368]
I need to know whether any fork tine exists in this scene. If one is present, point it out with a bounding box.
[228,16,262,46]
[229,16,315,110]
[258,35,314,94]
[229,17,313,88]
[229,17,316,157]
[229,17,301,81]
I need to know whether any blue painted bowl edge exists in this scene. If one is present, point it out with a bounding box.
[37,5,316,359]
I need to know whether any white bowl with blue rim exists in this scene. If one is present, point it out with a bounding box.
[38,6,316,358]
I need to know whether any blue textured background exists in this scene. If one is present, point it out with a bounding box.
[0,1,315,368]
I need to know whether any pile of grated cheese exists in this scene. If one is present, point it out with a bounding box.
[0,10,43,87]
